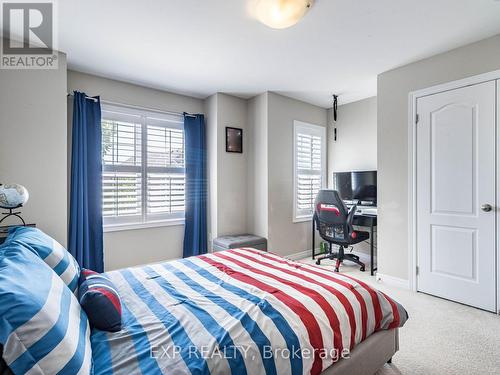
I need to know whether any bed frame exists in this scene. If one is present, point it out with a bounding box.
[1,330,399,375]
[322,329,399,375]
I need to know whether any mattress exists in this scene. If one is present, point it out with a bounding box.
[91,248,407,375]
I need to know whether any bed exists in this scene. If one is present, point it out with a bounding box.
[90,248,407,375]
[0,228,407,375]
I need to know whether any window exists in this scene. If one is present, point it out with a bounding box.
[293,121,326,222]
[101,104,185,230]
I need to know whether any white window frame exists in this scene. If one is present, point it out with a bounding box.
[293,120,327,222]
[101,103,185,232]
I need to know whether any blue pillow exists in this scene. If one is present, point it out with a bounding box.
[78,269,122,332]
[5,227,80,293]
[0,242,91,374]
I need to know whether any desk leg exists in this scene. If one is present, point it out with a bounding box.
[370,222,375,276]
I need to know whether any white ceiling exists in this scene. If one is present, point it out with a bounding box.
[59,0,500,108]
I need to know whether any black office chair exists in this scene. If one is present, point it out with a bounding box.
[313,190,368,272]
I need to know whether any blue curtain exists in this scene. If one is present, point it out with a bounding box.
[183,113,208,258]
[68,92,104,272]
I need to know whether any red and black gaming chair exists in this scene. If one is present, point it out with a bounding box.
[313,190,368,272]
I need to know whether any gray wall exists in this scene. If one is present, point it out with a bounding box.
[215,94,248,237]
[67,70,204,270]
[378,33,500,280]
[326,96,378,255]
[212,91,327,257]
[205,94,218,248]
[327,97,377,187]
[0,51,68,246]
[66,72,325,266]
[246,93,269,238]
[267,92,328,257]
[205,93,249,245]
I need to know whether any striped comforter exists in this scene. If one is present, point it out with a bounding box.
[91,249,407,375]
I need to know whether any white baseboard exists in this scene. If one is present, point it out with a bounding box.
[284,249,317,261]
[375,273,410,289]
[284,248,368,262]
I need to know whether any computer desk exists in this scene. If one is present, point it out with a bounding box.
[353,212,377,276]
[312,211,377,276]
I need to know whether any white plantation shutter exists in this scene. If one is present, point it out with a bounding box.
[147,173,185,215]
[101,105,185,228]
[102,172,142,217]
[293,121,326,221]
[101,113,143,223]
[146,118,185,219]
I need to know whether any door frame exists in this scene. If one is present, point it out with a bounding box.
[408,69,500,314]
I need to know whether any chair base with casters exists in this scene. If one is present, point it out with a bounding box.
[315,242,367,272]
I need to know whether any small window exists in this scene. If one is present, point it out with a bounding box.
[293,121,326,222]
[101,104,185,230]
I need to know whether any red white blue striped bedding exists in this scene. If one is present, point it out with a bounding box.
[91,248,407,375]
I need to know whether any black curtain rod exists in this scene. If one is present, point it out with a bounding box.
[66,93,197,118]
[67,92,98,102]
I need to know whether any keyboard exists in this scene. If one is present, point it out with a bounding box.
[356,207,378,216]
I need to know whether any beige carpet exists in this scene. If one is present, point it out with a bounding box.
[300,255,500,375]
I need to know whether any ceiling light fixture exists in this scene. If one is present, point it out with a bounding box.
[253,0,314,29]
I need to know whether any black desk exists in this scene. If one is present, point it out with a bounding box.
[353,214,377,276]
[312,213,377,276]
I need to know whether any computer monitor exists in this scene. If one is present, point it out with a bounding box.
[333,171,377,206]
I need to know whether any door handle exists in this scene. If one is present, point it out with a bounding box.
[481,204,493,212]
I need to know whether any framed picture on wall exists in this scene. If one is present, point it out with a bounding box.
[226,127,243,153]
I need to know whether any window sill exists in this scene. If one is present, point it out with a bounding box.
[104,219,185,233]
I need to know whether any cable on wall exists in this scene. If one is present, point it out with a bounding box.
[332,94,339,141]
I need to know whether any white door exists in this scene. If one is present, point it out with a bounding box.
[416,81,496,312]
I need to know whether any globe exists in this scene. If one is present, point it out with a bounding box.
[0,184,29,209]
